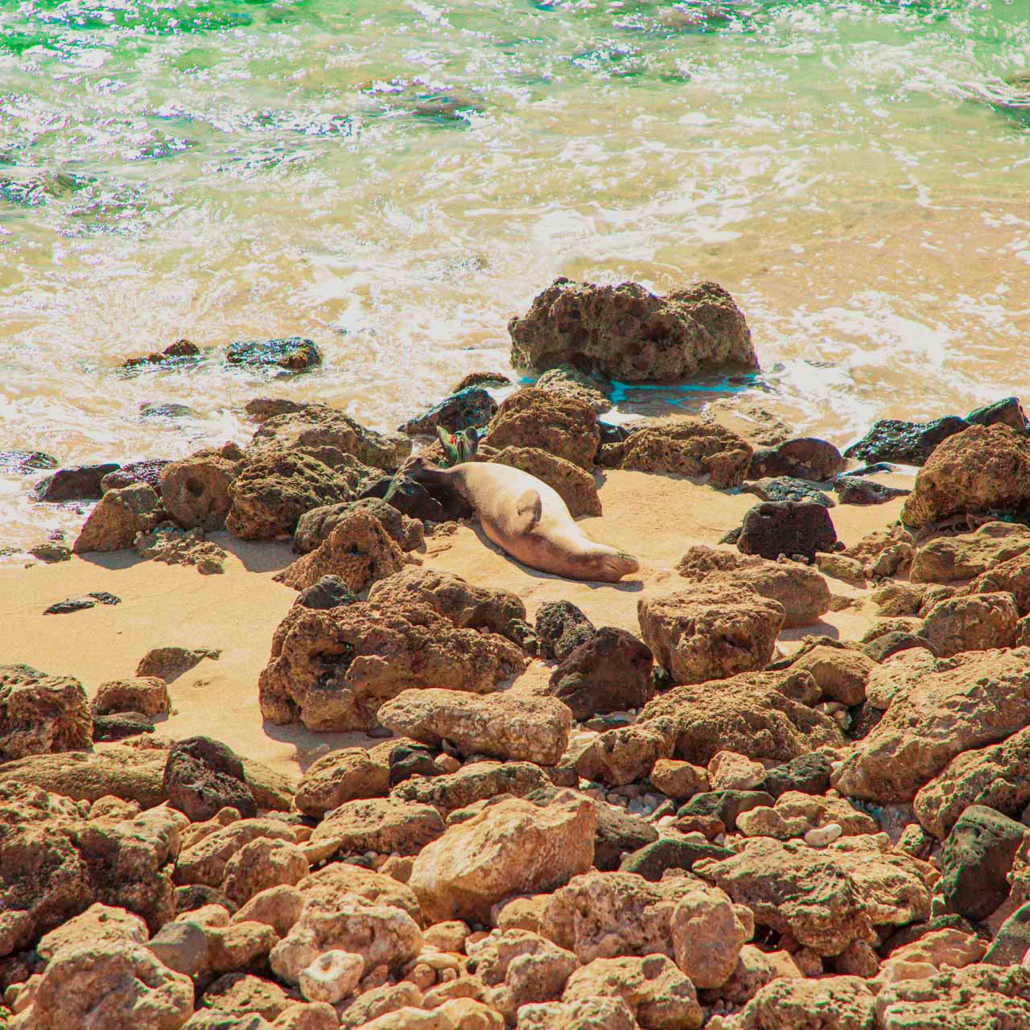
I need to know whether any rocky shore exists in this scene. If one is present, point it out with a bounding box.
[3,277,1030,1028]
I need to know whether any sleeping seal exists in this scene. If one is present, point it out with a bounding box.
[401,455,640,583]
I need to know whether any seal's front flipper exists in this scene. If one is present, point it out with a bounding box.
[514,489,542,533]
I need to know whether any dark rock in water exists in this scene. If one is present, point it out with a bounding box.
[93,711,155,742]
[548,627,654,720]
[835,476,911,506]
[844,416,969,466]
[163,736,257,822]
[748,438,844,483]
[755,752,832,799]
[399,387,497,436]
[295,575,359,610]
[880,914,979,958]
[33,463,121,502]
[509,277,757,383]
[28,542,71,563]
[862,632,937,663]
[940,805,1025,921]
[361,472,472,522]
[100,459,172,493]
[122,339,200,369]
[678,790,775,830]
[846,462,896,478]
[453,371,511,392]
[389,744,440,786]
[737,501,836,560]
[0,451,58,475]
[139,402,199,421]
[847,702,885,741]
[175,884,237,917]
[88,592,121,605]
[504,618,539,657]
[43,597,96,615]
[598,421,632,447]
[983,902,1030,965]
[225,337,322,372]
[967,396,1028,434]
[535,600,595,662]
[619,836,733,882]
[742,476,835,508]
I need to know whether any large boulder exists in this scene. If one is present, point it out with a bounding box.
[637,669,843,765]
[676,546,831,629]
[508,278,757,383]
[637,585,785,685]
[599,419,752,489]
[163,737,257,822]
[971,552,1030,614]
[73,484,162,553]
[225,452,358,540]
[914,725,1030,839]
[910,522,1030,583]
[258,602,525,732]
[378,689,571,765]
[92,677,170,718]
[159,447,243,531]
[734,976,875,1030]
[748,438,844,482]
[736,500,837,560]
[489,446,602,517]
[536,601,595,661]
[548,628,654,720]
[0,666,92,761]
[845,415,971,466]
[33,463,120,502]
[409,793,596,923]
[367,568,526,635]
[919,592,1019,657]
[833,647,1030,802]
[294,747,392,818]
[273,510,412,593]
[482,389,599,470]
[307,797,444,861]
[293,498,423,554]
[902,423,1030,527]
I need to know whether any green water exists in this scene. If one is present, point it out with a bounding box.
[1,0,1029,546]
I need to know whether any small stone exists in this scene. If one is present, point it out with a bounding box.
[299,949,364,1004]
[803,822,842,847]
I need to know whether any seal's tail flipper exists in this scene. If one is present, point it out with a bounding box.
[514,489,542,534]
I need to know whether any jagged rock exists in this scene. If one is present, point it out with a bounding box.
[159,448,243,531]
[489,447,602,517]
[755,753,833,799]
[781,644,872,705]
[902,424,1030,527]
[919,591,1019,657]
[163,737,258,822]
[36,902,148,960]
[833,647,1030,802]
[835,476,910,505]
[843,523,914,580]
[600,419,752,489]
[910,522,1030,583]
[548,628,654,720]
[517,997,637,1030]
[536,601,595,662]
[259,602,525,732]
[862,631,936,664]
[637,585,785,685]
[742,476,834,507]
[676,546,831,628]
[101,458,172,493]
[701,945,803,1009]
[409,793,596,923]
[482,389,599,470]
[174,818,296,888]
[399,387,497,436]
[294,748,391,818]
[939,805,1025,921]
[618,837,732,882]
[508,278,756,383]
[136,646,220,681]
[748,438,844,482]
[294,576,359,610]
[391,761,549,814]
[92,677,170,718]
[575,722,675,787]
[73,483,162,553]
[0,450,57,474]
[677,790,775,831]
[28,541,71,563]
[845,415,971,466]
[308,797,445,861]
[983,902,1030,965]
[221,837,309,908]
[9,940,194,1029]
[0,665,92,761]
[122,338,200,369]
[248,405,410,472]
[535,365,613,414]
[378,689,571,765]
[737,500,837,561]
[293,498,423,554]
[734,975,875,1030]
[971,553,1030,614]
[93,711,155,742]
[295,861,423,926]
[735,791,878,840]
[225,452,358,541]
[367,568,526,635]
[226,336,321,371]
[135,526,228,574]
[274,510,411,593]
[33,463,121,502]
[649,760,709,800]
[914,725,1030,839]
[637,669,843,765]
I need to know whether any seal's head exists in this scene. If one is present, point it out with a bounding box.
[581,546,640,583]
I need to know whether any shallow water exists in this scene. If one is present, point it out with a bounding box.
[2,0,1030,548]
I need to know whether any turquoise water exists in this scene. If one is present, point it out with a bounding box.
[1,0,1030,545]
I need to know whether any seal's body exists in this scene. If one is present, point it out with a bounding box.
[405,458,639,583]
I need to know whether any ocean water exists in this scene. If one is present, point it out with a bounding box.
[1,0,1029,548]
